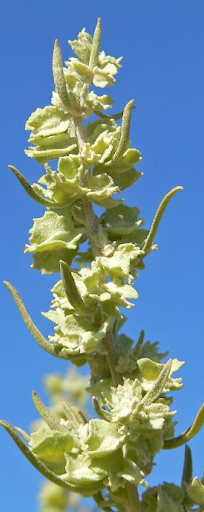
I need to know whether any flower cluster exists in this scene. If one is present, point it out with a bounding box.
[1,18,204,512]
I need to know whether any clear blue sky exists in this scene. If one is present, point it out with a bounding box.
[1,1,204,510]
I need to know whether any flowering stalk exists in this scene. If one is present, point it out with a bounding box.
[1,18,204,512]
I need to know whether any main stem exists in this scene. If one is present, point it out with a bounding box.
[75,116,140,510]
[74,117,121,386]
[126,482,141,512]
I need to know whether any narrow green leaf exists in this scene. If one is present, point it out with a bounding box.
[133,330,145,358]
[32,391,66,432]
[8,165,70,209]
[52,40,75,115]
[63,402,87,426]
[3,281,68,360]
[164,402,204,449]
[14,427,31,442]
[112,100,134,161]
[92,396,112,421]
[89,18,101,71]
[93,491,115,512]
[0,420,79,493]
[139,359,172,408]
[182,445,193,484]
[142,186,183,255]
[60,260,91,316]
[93,109,124,121]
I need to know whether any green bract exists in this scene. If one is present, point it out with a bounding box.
[2,17,204,512]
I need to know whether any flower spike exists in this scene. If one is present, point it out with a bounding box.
[4,18,202,512]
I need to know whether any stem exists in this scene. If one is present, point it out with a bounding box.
[102,327,122,387]
[126,483,141,512]
[75,118,100,257]
[74,117,121,385]
[122,444,141,512]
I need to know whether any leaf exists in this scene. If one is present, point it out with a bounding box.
[139,359,172,407]
[117,458,146,486]
[164,402,204,449]
[65,452,105,491]
[89,18,101,71]
[92,54,122,88]
[25,106,73,136]
[85,174,121,206]
[52,40,76,115]
[68,28,92,64]
[157,485,183,512]
[100,242,142,279]
[60,260,91,316]
[25,107,78,163]
[104,204,142,236]
[137,358,184,393]
[25,140,77,164]
[29,426,74,474]
[0,420,78,493]
[92,396,112,421]
[94,109,124,120]
[25,210,85,273]
[181,445,193,484]
[112,100,134,161]
[98,378,143,423]
[3,281,68,359]
[32,391,66,432]
[187,477,204,506]
[133,330,145,358]
[44,302,113,357]
[142,187,183,255]
[86,419,126,457]
[31,247,78,274]
[108,167,142,192]
[8,165,72,209]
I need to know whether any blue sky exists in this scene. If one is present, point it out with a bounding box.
[1,1,204,510]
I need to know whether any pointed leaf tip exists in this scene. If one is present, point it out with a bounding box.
[143,186,183,255]
[32,391,65,431]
